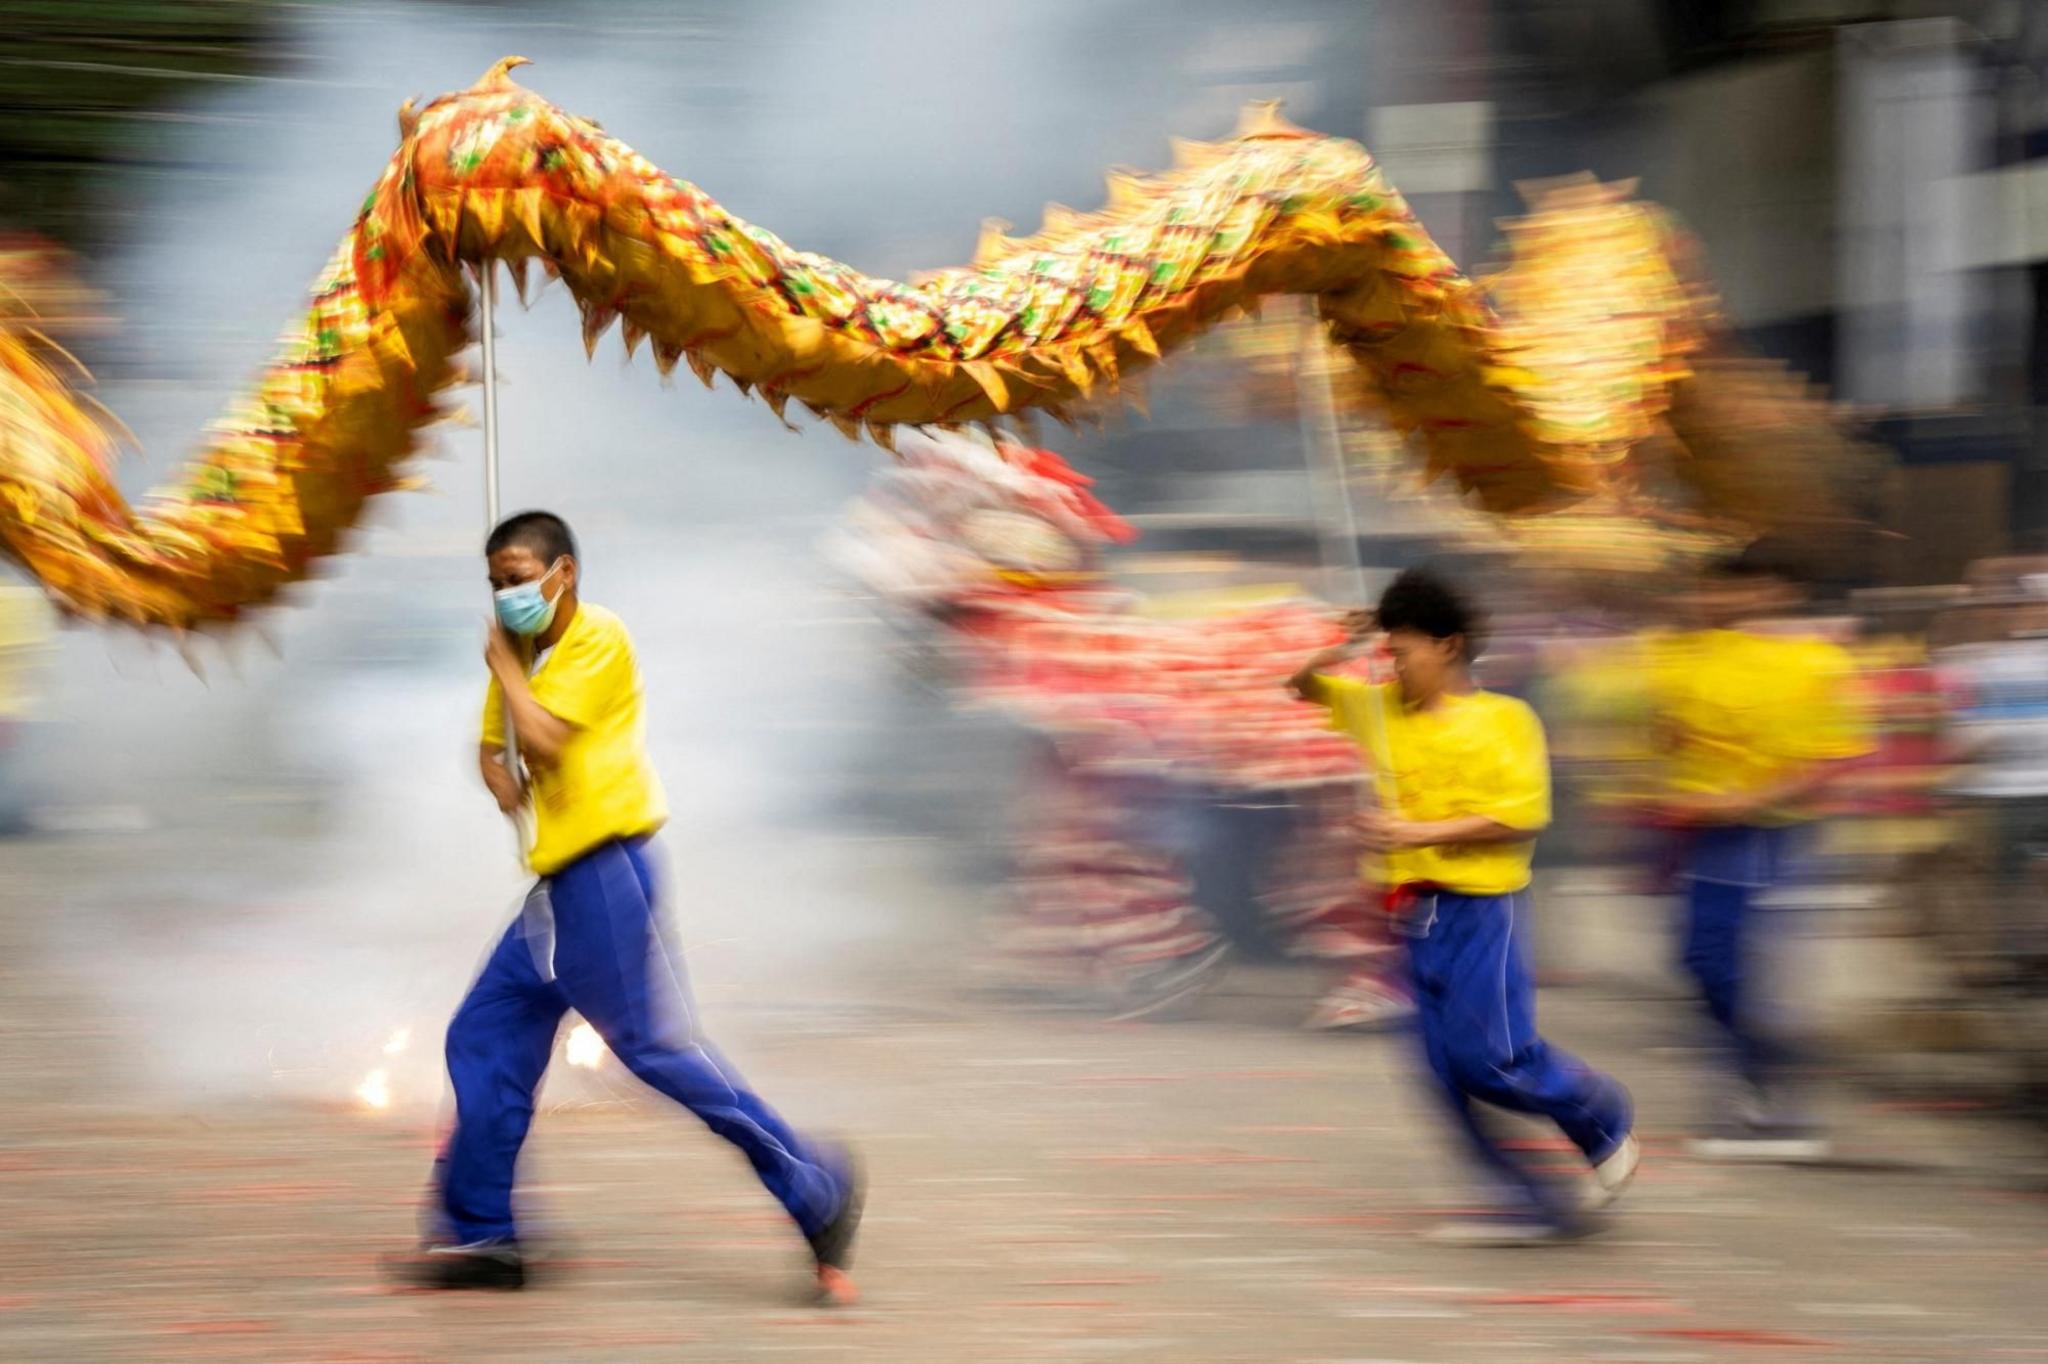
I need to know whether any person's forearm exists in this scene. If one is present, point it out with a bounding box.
[489,666,573,763]
[479,742,522,812]
[1288,646,1358,700]
[1752,758,1852,809]
[1657,758,1852,823]
[1413,815,1543,847]
[1726,759,1848,814]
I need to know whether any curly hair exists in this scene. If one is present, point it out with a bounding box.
[1376,566,1484,659]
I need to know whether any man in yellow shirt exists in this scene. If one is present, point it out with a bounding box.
[1290,569,1636,1243]
[1647,544,1872,1159]
[392,512,863,1300]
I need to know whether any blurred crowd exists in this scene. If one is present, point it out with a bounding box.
[830,433,2048,1122]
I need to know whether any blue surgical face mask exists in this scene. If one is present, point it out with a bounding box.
[494,558,566,637]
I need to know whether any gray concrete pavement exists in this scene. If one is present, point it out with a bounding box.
[0,824,2041,1363]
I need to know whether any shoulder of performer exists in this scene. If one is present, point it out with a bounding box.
[1474,689,1546,740]
[530,603,639,725]
[1794,635,1859,674]
[566,602,633,652]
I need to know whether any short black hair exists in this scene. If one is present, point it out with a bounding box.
[1708,536,1805,585]
[486,510,577,566]
[1376,567,1483,658]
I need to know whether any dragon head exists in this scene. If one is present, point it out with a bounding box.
[826,430,1138,615]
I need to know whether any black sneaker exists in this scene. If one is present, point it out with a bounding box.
[807,1151,866,1305]
[383,1239,526,1291]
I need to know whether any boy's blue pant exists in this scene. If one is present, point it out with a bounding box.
[434,838,846,1245]
[1680,825,1797,1094]
[1405,892,1631,1216]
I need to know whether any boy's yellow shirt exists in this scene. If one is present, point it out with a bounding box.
[1304,675,1549,896]
[1647,628,1872,822]
[483,602,669,875]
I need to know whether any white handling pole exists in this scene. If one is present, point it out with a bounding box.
[482,265,503,525]
[1296,316,1370,607]
[1295,312,1400,843]
[480,266,533,856]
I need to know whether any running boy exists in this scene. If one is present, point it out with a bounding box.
[1290,568,1636,1241]
[1645,542,1871,1158]
[392,511,863,1298]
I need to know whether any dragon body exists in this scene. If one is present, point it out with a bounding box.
[0,58,1851,632]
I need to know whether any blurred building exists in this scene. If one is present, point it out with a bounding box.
[1065,2,2042,593]
[1498,0,2044,585]
[0,3,282,248]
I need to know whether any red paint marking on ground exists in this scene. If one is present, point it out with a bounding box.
[990,1237,1090,1246]
[1118,1192,1249,1203]
[0,1296,37,1310]
[1475,1293,1680,1315]
[1077,1152,1306,1166]
[184,1181,352,1203]
[1643,1328,1838,1348]
[988,1299,1121,1310]
[1204,1070,1324,1081]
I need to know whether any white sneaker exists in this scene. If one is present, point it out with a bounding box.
[1687,1134,1831,1164]
[1102,942,1232,1022]
[1422,1217,1574,1247]
[1304,977,1414,1032]
[1585,1133,1640,1211]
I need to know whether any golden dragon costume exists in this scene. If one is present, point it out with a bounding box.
[0,58,1860,631]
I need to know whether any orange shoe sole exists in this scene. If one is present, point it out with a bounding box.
[816,1265,860,1307]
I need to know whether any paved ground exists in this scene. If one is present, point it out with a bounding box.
[0,813,2043,1364]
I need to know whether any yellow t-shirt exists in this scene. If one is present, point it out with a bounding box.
[482,603,669,875]
[1646,628,1872,821]
[1304,676,1549,895]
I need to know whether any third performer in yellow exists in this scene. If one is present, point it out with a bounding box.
[1648,543,1872,1160]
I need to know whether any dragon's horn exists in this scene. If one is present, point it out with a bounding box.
[475,56,533,91]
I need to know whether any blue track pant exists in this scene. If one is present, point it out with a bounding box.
[1680,825,1798,1093]
[1405,892,1631,1214]
[433,838,846,1245]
